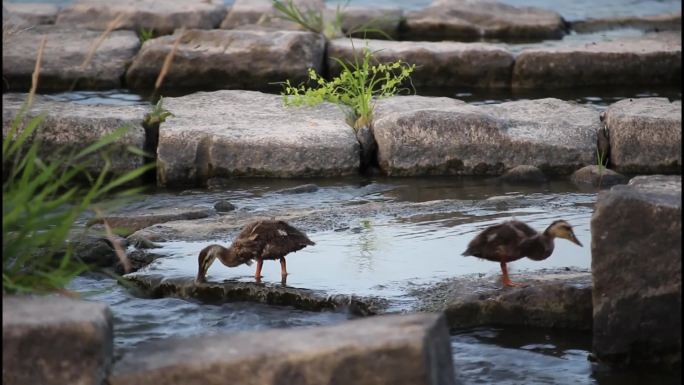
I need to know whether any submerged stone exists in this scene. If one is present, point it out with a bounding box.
[591,175,681,367]
[275,184,320,194]
[403,0,565,41]
[412,268,593,330]
[125,29,325,92]
[602,98,681,174]
[512,32,682,89]
[125,274,388,316]
[213,200,237,212]
[328,38,514,88]
[109,313,455,385]
[89,207,215,236]
[372,96,598,176]
[56,0,227,35]
[3,295,113,385]
[2,25,139,91]
[155,90,359,186]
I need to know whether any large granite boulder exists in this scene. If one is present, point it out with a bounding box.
[3,295,113,385]
[571,12,682,33]
[413,268,593,330]
[403,0,565,41]
[2,25,139,91]
[591,175,681,367]
[512,32,682,89]
[156,90,359,186]
[108,313,456,385]
[2,93,147,176]
[4,2,59,25]
[601,98,681,174]
[328,38,514,88]
[220,0,324,30]
[125,29,325,92]
[372,96,599,176]
[56,0,227,35]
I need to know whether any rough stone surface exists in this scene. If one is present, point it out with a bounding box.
[2,93,147,175]
[602,98,681,174]
[570,165,628,188]
[372,96,599,176]
[403,0,565,41]
[89,207,215,236]
[591,175,681,366]
[4,2,59,25]
[220,0,324,30]
[499,165,547,183]
[328,38,514,88]
[126,29,325,92]
[275,183,320,194]
[125,274,389,316]
[156,90,359,186]
[56,0,227,35]
[413,268,593,330]
[2,25,139,91]
[571,12,682,33]
[109,313,455,385]
[213,200,236,212]
[3,295,113,385]
[512,32,682,89]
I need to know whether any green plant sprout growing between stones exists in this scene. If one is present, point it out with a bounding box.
[271,0,395,40]
[596,148,607,187]
[138,27,154,44]
[280,46,416,130]
[143,96,173,126]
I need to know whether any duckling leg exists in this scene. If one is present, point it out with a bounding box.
[279,257,288,278]
[500,262,526,287]
[255,258,263,282]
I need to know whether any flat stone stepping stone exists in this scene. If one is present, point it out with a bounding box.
[328,38,514,88]
[372,96,599,176]
[412,268,593,330]
[125,274,388,316]
[3,295,113,385]
[513,31,681,89]
[601,97,681,174]
[4,2,59,25]
[220,0,324,30]
[55,0,227,35]
[156,90,359,186]
[2,93,147,176]
[2,25,139,91]
[125,29,325,92]
[109,313,452,385]
[570,12,682,33]
[88,207,215,236]
[334,5,403,39]
[403,0,565,41]
[591,175,681,365]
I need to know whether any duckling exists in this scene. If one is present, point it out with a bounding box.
[462,220,582,287]
[196,219,315,284]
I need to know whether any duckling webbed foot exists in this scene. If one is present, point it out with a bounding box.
[254,258,264,282]
[500,262,527,288]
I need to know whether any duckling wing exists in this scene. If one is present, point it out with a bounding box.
[236,220,314,260]
[462,222,526,261]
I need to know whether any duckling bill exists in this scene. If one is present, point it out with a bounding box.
[196,220,315,283]
[462,220,582,287]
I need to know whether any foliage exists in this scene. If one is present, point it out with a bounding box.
[280,46,415,130]
[144,96,174,126]
[2,103,154,294]
[138,27,155,44]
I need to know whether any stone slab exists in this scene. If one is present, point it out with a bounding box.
[4,2,59,25]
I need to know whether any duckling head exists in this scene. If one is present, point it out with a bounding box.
[545,220,582,246]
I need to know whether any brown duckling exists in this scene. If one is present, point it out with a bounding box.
[462,219,582,287]
[196,219,315,284]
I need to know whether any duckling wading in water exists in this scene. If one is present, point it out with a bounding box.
[196,220,315,283]
[462,220,582,287]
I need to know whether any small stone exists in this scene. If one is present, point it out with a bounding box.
[214,200,236,212]
[499,165,547,183]
[570,165,627,188]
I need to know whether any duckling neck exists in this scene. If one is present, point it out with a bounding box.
[216,245,234,267]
